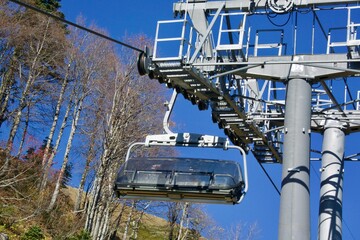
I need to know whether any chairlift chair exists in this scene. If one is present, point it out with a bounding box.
[114,133,248,204]
[114,90,248,204]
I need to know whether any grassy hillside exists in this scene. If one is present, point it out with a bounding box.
[0,150,171,239]
[63,187,171,240]
[0,186,172,239]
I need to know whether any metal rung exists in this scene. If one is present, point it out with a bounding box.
[167,74,190,78]
[184,79,196,83]
[218,113,238,117]
[190,83,203,87]
[217,101,230,106]
[257,157,277,163]
[194,88,210,92]
[157,61,182,68]
[224,120,245,125]
[220,117,243,122]
[159,69,186,73]
[254,151,274,156]
[254,146,270,151]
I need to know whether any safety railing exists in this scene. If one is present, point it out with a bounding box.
[312,89,333,110]
[153,19,198,61]
[254,29,285,57]
[216,12,247,51]
[326,6,360,54]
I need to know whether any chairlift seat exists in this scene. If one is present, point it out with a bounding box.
[114,157,245,204]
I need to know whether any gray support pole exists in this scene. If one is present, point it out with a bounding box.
[318,119,345,240]
[279,78,312,240]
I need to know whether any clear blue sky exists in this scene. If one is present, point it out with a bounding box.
[60,1,360,239]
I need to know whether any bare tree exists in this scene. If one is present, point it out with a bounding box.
[177,202,189,240]
[46,21,116,210]
[108,200,128,239]
[176,204,226,240]
[224,221,261,240]
[47,91,84,211]
[0,0,21,127]
[39,19,84,190]
[167,202,182,240]
[83,35,166,239]
[122,200,136,240]
[4,18,52,171]
[1,1,66,173]
[73,111,101,211]
[40,66,70,167]
[130,201,152,239]
[16,105,30,158]
[40,86,74,189]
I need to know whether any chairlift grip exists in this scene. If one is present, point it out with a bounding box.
[144,133,229,148]
[163,89,178,134]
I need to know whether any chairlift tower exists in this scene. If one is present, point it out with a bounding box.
[136,0,360,239]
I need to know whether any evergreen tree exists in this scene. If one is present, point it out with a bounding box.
[35,0,62,14]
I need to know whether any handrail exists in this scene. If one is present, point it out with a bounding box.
[227,144,248,204]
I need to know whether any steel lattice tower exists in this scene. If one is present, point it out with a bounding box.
[137,1,360,239]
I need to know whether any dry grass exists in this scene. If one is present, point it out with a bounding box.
[63,186,171,239]
[0,155,187,239]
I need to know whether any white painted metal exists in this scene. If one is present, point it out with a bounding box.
[279,78,312,240]
[174,0,360,12]
[216,12,247,51]
[327,6,360,54]
[254,29,284,57]
[138,1,360,238]
[318,119,345,240]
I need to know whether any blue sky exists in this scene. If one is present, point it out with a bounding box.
[60,1,360,239]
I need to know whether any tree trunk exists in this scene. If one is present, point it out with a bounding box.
[181,218,190,240]
[2,19,50,172]
[84,151,107,231]
[132,201,151,240]
[74,111,100,211]
[16,105,30,158]
[123,201,136,240]
[82,35,166,240]
[85,148,118,239]
[0,68,14,128]
[99,206,110,239]
[177,202,189,240]
[47,95,83,211]
[168,202,180,240]
[108,201,127,239]
[93,195,107,239]
[42,71,69,166]
[4,73,34,170]
[40,88,74,190]
[84,85,122,236]
[92,196,111,240]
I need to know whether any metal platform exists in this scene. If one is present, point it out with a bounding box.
[138,3,360,164]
